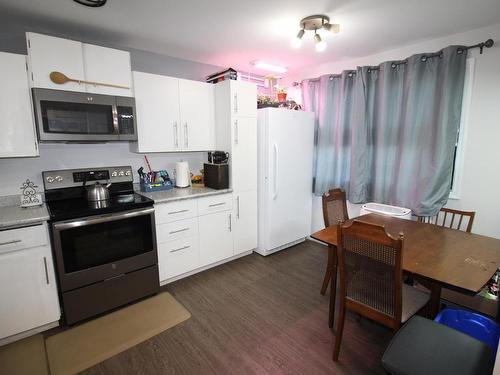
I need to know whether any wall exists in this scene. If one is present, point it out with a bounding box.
[0,144,204,196]
[0,18,223,81]
[292,23,500,239]
[0,18,223,196]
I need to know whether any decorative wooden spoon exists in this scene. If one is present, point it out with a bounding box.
[49,71,130,89]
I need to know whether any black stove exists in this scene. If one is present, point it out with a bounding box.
[43,166,159,325]
[43,166,153,221]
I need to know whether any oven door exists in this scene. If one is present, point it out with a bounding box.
[52,207,157,292]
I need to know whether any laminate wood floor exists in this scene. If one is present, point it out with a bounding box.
[82,241,392,375]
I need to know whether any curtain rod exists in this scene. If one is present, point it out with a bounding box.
[293,38,494,85]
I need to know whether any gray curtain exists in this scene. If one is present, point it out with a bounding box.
[302,46,467,216]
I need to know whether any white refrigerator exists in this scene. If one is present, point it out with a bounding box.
[256,108,315,256]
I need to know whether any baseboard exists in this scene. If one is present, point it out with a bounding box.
[254,238,306,256]
[0,320,59,347]
[307,236,328,246]
[160,250,253,285]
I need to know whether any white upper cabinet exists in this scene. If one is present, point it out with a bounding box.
[232,116,257,192]
[26,32,132,95]
[132,71,179,152]
[133,72,216,153]
[178,79,215,151]
[0,52,38,158]
[82,44,133,97]
[230,80,257,117]
[27,32,85,92]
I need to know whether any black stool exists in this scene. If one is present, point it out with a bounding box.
[382,316,494,375]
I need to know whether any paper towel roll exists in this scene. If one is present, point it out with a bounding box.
[175,161,191,188]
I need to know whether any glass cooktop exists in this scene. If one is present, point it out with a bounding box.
[46,193,154,222]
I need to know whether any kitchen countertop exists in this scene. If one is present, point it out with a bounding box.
[136,185,233,204]
[0,203,50,230]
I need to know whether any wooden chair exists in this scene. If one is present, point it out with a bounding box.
[417,208,475,233]
[321,188,348,296]
[333,220,430,362]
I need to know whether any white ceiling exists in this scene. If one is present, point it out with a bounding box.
[1,0,500,76]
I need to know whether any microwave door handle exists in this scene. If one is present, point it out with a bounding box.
[112,104,119,135]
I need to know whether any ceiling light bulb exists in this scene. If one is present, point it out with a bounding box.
[314,33,327,52]
[291,29,305,48]
[323,23,340,33]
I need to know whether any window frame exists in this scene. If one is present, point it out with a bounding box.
[449,57,475,200]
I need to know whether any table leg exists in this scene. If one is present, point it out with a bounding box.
[429,283,442,319]
[497,297,500,323]
[329,245,337,329]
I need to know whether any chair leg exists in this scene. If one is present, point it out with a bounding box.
[328,257,337,328]
[333,299,346,362]
[320,268,332,295]
[320,247,333,295]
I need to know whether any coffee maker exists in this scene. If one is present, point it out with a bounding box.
[204,151,229,190]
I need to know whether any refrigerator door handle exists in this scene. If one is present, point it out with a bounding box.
[273,143,278,200]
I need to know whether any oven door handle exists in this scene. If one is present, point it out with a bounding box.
[53,207,155,231]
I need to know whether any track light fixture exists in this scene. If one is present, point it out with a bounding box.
[291,14,339,52]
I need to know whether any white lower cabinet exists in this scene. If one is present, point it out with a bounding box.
[158,236,199,280]
[198,210,234,267]
[155,192,252,283]
[0,224,60,341]
[233,190,258,255]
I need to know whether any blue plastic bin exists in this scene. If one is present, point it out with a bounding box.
[435,308,500,354]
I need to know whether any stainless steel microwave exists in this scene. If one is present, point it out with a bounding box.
[32,88,137,142]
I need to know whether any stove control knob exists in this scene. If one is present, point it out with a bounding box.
[125,170,131,176]
[118,171,125,176]
[55,176,63,182]
[46,176,54,183]
[111,171,118,177]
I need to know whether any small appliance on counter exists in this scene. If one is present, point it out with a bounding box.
[208,151,229,164]
[175,161,191,188]
[204,151,229,190]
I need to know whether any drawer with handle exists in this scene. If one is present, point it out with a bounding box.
[155,199,198,224]
[157,217,198,244]
[0,224,47,254]
[158,237,199,281]
[197,194,233,216]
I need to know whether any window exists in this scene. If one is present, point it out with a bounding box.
[449,58,475,199]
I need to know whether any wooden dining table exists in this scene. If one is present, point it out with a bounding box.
[311,213,500,324]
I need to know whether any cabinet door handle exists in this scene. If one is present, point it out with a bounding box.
[168,209,189,215]
[228,213,232,232]
[209,202,226,207]
[43,257,49,285]
[169,227,189,234]
[234,93,238,113]
[0,239,21,246]
[173,122,179,147]
[273,143,279,200]
[236,196,240,219]
[184,123,188,148]
[170,245,190,253]
[234,120,239,145]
